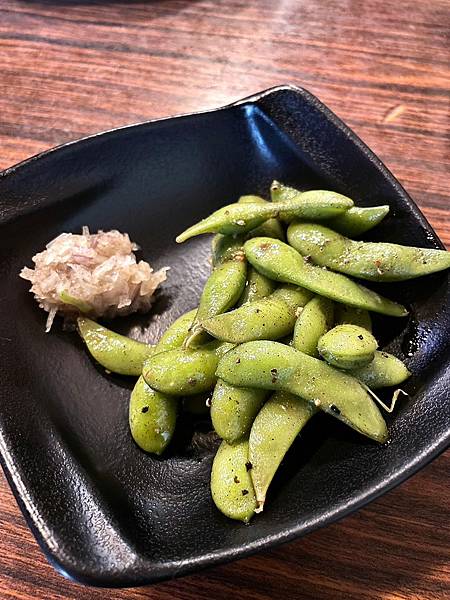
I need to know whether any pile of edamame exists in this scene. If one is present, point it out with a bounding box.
[77,181,450,523]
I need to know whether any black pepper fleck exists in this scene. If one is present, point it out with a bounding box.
[241,489,249,496]
[234,476,240,484]
[141,406,149,413]
[330,404,341,415]
[245,461,252,471]
[358,334,364,340]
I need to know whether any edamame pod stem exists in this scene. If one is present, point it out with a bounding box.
[244,237,408,317]
[210,440,257,523]
[249,391,316,511]
[211,379,268,444]
[335,304,372,332]
[176,194,353,242]
[237,266,276,306]
[143,341,233,396]
[216,341,388,442]
[318,324,378,369]
[129,377,177,454]
[203,285,313,343]
[77,317,155,376]
[129,308,197,454]
[185,237,247,348]
[288,222,450,282]
[270,181,389,236]
[293,296,334,357]
[349,351,411,388]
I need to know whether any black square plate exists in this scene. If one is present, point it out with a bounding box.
[0,85,448,587]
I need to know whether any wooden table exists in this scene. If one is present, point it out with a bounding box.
[1,1,449,598]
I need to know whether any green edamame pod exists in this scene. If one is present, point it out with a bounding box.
[77,317,154,376]
[324,205,390,237]
[143,341,233,396]
[211,234,245,266]
[216,341,388,442]
[249,391,316,512]
[335,304,372,332]
[211,379,268,444]
[318,324,378,369]
[349,351,411,388]
[129,376,177,454]
[293,296,334,357]
[238,195,285,241]
[237,266,276,306]
[176,194,353,242]
[157,308,198,350]
[210,439,257,523]
[185,236,247,347]
[202,285,313,343]
[129,308,196,454]
[288,222,450,282]
[270,181,389,236]
[244,237,408,317]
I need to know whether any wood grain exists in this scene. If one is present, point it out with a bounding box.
[0,1,449,598]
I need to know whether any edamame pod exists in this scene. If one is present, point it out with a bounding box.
[270,181,389,236]
[77,317,154,376]
[244,237,408,317]
[293,296,334,357]
[288,222,450,282]
[210,439,257,523]
[237,266,276,306]
[185,236,247,347]
[157,308,198,350]
[176,194,353,242]
[129,308,197,454]
[203,285,313,343]
[318,324,378,369]
[143,341,233,396]
[216,341,388,442]
[211,379,268,444]
[129,376,177,454]
[335,304,372,332]
[249,391,316,511]
[324,205,390,237]
[349,351,411,388]
[238,194,285,241]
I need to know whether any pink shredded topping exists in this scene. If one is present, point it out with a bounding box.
[20,227,168,331]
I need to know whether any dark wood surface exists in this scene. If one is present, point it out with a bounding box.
[1,1,449,598]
